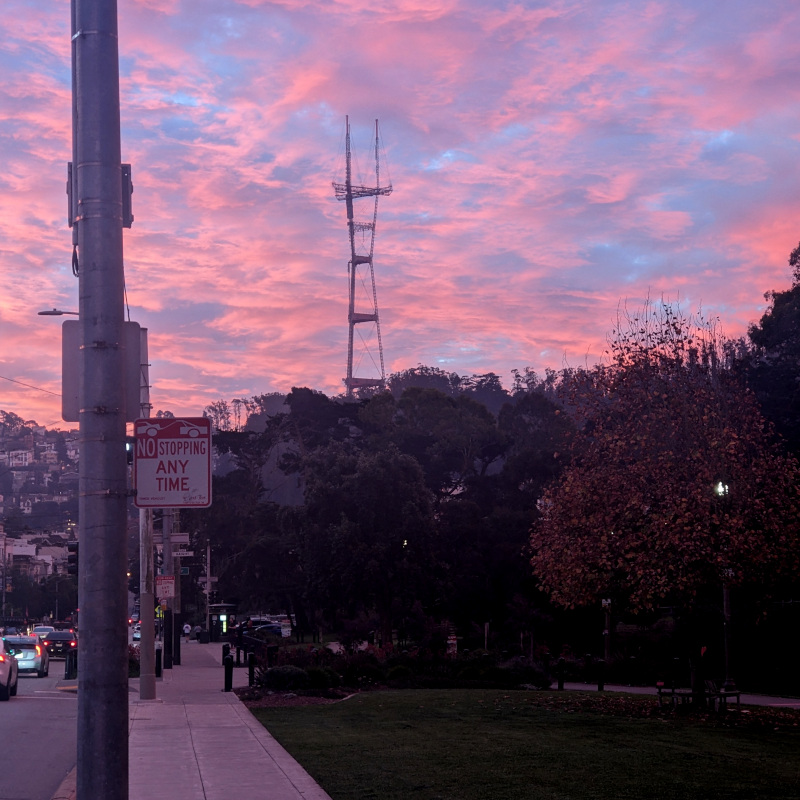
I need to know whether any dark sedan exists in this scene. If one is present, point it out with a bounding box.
[41,630,78,658]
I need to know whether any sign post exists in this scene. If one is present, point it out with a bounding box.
[133,418,212,508]
[155,575,175,599]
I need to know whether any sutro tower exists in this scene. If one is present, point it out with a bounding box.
[332,117,393,397]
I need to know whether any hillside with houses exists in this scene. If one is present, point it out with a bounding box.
[1,411,80,621]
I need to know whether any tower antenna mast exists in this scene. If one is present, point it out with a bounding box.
[333,117,393,397]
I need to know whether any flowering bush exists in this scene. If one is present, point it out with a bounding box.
[128,644,140,677]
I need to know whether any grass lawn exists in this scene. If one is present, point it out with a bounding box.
[250,689,800,800]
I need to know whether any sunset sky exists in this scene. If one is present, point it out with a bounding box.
[2,0,800,427]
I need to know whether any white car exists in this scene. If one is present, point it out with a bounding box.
[0,637,19,700]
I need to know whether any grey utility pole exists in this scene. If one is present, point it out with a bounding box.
[138,329,156,700]
[162,508,175,669]
[72,1,129,797]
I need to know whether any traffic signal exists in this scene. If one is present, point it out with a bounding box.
[67,541,79,575]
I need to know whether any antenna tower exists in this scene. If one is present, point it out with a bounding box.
[332,117,393,397]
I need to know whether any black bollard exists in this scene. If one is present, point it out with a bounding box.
[155,646,162,678]
[173,614,181,666]
[222,642,231,666]
[248,651,255,687]
[224,653,234,692]
[164,608,173,670]
[64,649,78,680]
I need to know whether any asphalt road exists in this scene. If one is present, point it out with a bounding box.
[0,663,77,800]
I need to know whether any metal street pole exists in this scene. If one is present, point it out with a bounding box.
[205,542,211,635]
[162,508,174,669]
[722,582,736,691]
[1,534,6,620]
[137,329,156,700]
[72,1,129,797]
[172,511,182,666]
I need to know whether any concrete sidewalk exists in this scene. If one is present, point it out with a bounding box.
[127,640,332,800]
[54,641,332,800]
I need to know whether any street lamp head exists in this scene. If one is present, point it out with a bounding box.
[38,308,79,316]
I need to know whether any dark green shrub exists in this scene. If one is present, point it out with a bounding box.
[499,657,553,689]
[275,645,318,669]
[339,652,386,687]
[259,665,310,691]
[456,663,485,681]
[481,666,519,686]
[306,665,342,689]
[387,664,414,684]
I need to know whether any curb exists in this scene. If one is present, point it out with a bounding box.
[51,767,76,800]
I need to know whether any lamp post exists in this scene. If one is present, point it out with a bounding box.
[48,575,69,622]
[714,481,736,692]
[601,598,612,662]
[38,308,79,316]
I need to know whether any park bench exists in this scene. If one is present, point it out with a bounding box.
[656,680,741,711]
[656,681,693,707]
[704,680,741,711]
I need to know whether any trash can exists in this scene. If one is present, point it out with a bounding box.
[198,630,210,644]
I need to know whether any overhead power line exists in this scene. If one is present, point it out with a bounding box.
[0,374,61,397]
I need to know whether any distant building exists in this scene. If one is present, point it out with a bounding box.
[8,450,33,467]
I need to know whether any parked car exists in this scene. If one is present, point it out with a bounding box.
[252,623,283,639]
[0,637,19,700]
[3,635,49,678]
[132,625,141,641]
[41,630,78,658]
[31,625,55,638]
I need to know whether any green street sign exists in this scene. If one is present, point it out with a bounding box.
[180,567,189,575]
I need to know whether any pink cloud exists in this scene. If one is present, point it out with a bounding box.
[2,0,800,422]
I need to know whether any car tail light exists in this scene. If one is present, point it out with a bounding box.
[36,645,42,656]
[43,640,50,646]
[70,641,77,647]
[0,654,4,662]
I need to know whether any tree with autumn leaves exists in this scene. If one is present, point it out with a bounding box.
[530,301,800,615]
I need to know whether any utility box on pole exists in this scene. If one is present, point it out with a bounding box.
[61,319,141,422]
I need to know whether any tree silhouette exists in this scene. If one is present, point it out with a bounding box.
[530,300,800,612]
